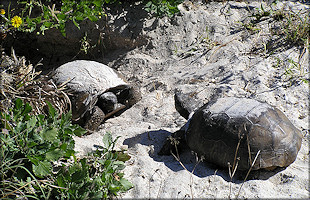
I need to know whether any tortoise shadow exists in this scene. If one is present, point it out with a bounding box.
[123,129,285,182]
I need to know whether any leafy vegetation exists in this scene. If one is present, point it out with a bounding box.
[0,98,132,199]
[0,0,183,38]
[0,0,119,36]
[143,0,183,17]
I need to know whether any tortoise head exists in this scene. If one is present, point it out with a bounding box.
[110,85,141,107]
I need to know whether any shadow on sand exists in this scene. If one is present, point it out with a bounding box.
[123,129,286,183]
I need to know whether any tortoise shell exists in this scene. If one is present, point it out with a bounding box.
[53,60,140,130]
[184,97,302,170]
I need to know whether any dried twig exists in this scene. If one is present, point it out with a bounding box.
[236,150,261,198]
[0,48,71,117]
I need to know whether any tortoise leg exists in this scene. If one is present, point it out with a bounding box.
[158,129,187,156]
[84,106,105,131]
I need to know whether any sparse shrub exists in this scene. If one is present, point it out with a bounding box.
[237,1,309,86]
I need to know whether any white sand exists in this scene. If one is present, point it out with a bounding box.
[74,1,309,198]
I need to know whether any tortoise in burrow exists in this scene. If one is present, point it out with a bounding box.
[159,93,303,171]
[53,60,141,131]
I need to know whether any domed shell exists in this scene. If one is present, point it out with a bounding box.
[185,97,302,170]
[53,60,128,95]
[53,60,130,121]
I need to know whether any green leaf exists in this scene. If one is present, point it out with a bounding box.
[27,156,39,165]
[46,101,56,118]
[46,148,63,161]
[73,126,87,136]
[93,0,102,7]
[14,121,26,133]
[27,116,37,129]
[76,15,84,21]
[116,151,131,162]
[43,21,53,28]
[33,16,42,23]
[145,1,152,7]
[37,114,45,125]
[15,98,23,110]
[27,141,38,148]
[88,15,98,22]
[22,103,32,116]
[32,160,52,177]
[59,22,66,37]
[65,144,76,156]
[57,13,66,21]
[71,169,86,183]
[108,184,120,194]
[24,103,32,113]
[102,133,112,149]
[42,128,58,142]
[113,161,125,171]
[104,159,112,168]
[60,112,71,128]
[119,178,133,190]
[72,17,80,29]
[57,175,66,188]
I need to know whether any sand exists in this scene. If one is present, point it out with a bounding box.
[74,1,309,198]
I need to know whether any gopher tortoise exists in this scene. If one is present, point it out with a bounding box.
[53,60,141,130]
[160,94,302,171]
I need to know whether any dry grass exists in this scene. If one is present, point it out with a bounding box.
[0,46,70,117]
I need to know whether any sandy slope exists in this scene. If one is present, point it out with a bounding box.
[74,1,309,198]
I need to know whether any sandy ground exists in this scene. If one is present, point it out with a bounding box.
[74,1,309,199]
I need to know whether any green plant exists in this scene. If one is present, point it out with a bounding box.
[79,32,97,55]
[272,56,309,86]
[237,3,275,34]
[251,3,272,23]
[276,8,309,47]
[0,0,117,37]
[248,2,309,48]
[0,98,132,199]
[143,0,183,17]
[54,133,133,199]
[0,0,185,38]
[239,21,261,33]
[240,1,309,59]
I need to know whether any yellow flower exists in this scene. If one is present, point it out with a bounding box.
[0,9,5,15]
[11,16,22,28]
